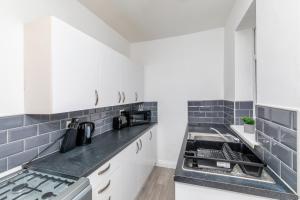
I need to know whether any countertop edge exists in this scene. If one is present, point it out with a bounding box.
[82,123,157,177]
[29,123,157,178]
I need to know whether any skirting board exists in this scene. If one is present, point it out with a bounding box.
[156,159,177,169]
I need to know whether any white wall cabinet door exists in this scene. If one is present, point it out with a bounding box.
[51,18,101,113]
[131,64,144,103]
[25,16,101,114]
[99,47,122,107]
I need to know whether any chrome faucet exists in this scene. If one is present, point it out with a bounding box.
[209,128,230,142]
[209,127,240,143]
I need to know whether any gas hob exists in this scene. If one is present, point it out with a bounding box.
[0,169,90,200]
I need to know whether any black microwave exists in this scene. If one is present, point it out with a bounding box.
[124,110,151,126]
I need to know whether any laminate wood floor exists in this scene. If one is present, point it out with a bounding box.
[136,167,175,200]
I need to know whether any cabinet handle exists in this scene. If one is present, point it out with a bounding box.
[122,92,125,103]
[135,92,138,102]
[139,139,142,150]
[136,142,140,154]
[98,180,111,194]
[107,197,111,200]
[149,131,152,141]
[97,163,111,176]
[95,90,99,106]
[118,91,121,103]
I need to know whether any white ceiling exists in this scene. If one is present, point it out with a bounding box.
[79,0,236,42]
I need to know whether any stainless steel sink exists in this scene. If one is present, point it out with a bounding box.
[188,132,240,143]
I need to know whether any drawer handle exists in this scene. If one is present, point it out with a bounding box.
[122,91,125,103]
[95,90,99,106]
[149,131,152,141]
[98,180,111,194]
[136,142,140,154]
[118,91,121,103]
[97,163,111,176]
[108,196,111,200]
[139,139,143,150]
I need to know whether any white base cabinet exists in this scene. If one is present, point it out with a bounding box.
[175,182,275,200]
[88,125,157,200]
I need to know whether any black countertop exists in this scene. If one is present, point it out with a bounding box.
[29,123,157,178]
[174,123,298,200]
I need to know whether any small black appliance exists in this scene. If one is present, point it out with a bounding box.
[126,110,151,126]
[76,121,95,145]
[113,115,128,130]
[60,118,80,153]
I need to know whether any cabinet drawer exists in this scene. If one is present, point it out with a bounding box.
[94,178,112,200]
[88,159,119,188]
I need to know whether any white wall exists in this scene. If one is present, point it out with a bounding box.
[131,28,224,167]
[234,29,255,101]
[224,0,254,101]
[256,0,300,110]
[0,0,130,117]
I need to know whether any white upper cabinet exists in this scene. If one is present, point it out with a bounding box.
[99,47,121,107]
[25,16,144,114]
[24,16,101,114]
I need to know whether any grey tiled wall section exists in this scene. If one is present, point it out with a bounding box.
[188,100,225,124]
[188,100,254,126]
[224,100,234,125]
[234,101,254,125]
[0,102,157,173]
[143,102,158,122]
[255,105,297,192]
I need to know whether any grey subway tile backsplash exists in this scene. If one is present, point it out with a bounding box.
[0,102,157,173]
[38,142,60,157]
[264,149,281,175]
[281,163,297,192]
[7,149,38,169]
[8,125,37,142]
[0,131,7,144]
[24,115,49,126]
[264,121,281,141]
[256,118,264,132]
[257,106,271,120]
[271,108,293,129]
[188,100,226,125]
[0,141,24,159]
[69,110,84,118]
[38,121,60,135]
[256,131,271,151]
[293,112,297,130]
[293,152,297,172]
[256,105,297,191]
[0,158,7,173]
[280,127,297,151]
[50,113,68,121]
[143,102,158,122]
[0,115,24,130]
[25,134,50,150]
[271,140,293,168]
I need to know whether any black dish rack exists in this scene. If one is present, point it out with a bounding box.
[184,140,266,177]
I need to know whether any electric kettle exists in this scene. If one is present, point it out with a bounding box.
[76,121,95,146]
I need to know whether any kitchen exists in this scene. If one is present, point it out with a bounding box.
[0,0,299,200]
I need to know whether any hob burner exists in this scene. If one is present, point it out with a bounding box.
[42,192,56,199]
[12,183,28,193]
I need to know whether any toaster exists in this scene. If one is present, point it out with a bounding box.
[113,115,128,130]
